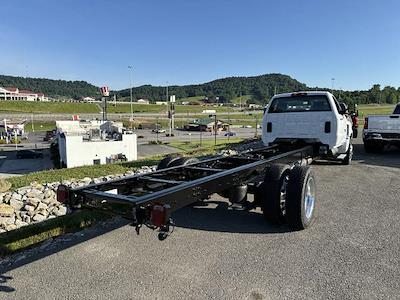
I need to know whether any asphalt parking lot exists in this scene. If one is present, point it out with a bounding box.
[0,138,399,299]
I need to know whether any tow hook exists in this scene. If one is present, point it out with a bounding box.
[158,218,175,241]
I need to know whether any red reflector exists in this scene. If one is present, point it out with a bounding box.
[57,184,69,204]
[151,205,168,227]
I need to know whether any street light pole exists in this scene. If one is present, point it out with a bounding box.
[128,66,134,128]
[331,78,335,91]
[214,114,217,146]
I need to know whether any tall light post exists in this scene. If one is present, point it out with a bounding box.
[331,78,335,91]
[128,66,134,128]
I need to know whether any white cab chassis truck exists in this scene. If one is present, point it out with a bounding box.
[262,91,353,164]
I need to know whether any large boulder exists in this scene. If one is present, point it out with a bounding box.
[0,179,11,193]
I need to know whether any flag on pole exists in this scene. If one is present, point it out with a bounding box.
[100,86,110,97]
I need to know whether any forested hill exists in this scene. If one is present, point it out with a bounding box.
[117,73,307,103]
[1,73,398,105]
[0,75,100,99]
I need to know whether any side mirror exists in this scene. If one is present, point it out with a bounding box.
[339,103,349,114]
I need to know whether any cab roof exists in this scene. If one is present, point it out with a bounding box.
[273,91,333,98]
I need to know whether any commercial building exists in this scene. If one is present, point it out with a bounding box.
[184,118,230,132]
[0,87,48,101]
[56,120,137,168]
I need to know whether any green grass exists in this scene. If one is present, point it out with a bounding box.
[0,209,112,255]
[107,103,238,114]
[24,121,56,132]
[0,101,99,114]
[231,94,253,105]
[176,96,205,103]
[357,104,396,117]
[168,138,243,152]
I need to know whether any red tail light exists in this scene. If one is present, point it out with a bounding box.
[57,184,69,204]
[353,116,359,127]
[150,205,169,227]
[364,117,368,129]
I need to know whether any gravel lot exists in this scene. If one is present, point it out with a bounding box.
[0,138,399,299]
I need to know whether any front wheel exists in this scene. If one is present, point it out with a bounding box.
[285,166,317,230]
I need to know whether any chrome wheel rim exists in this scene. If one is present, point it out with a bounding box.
[304,177,315,220]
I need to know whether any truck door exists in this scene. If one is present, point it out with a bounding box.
[333,96,348,147]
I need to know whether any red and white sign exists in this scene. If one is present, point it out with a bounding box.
[100,86,110,97]
[72,114,79,121]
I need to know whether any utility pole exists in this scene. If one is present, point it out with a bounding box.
[128,66,134,129]
[239,85,242,109]
[255,116,258,137]
[214,114,217,146]
[166,83,171,137]
[31,114,34,133]
[200,127,203,147]
[331,78,335,91]
[156,117,159,144]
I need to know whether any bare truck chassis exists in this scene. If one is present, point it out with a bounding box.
[57,144,318,240]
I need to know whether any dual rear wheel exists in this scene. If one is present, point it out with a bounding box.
[255,164,317,230]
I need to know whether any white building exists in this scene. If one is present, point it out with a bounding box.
[0,87,48,101]
[136,98,150,104]
[58,133,137,168]
[56,119,137,168]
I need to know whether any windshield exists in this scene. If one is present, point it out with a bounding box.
[268,95,332,113]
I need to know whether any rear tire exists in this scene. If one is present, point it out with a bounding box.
[156,155,182,170]
[255,164,291,225]
[167,157,200,168]
[286,166,317,230]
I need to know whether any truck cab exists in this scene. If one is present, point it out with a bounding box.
[262,91,353,164]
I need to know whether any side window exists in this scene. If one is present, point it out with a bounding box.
[393,104,400,114]
[332,96,341,114]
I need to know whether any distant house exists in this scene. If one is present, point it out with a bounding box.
[0,87,48,101]
[136,99,150,104]
[184,118,230,132]
[155,101,168,105]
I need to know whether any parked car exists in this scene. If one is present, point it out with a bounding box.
[16,150,43,159]
[224,132,236,137]
[363,103,400,153]
[262,91,353,164]
[242,125,252,128]
[152,129,166,133]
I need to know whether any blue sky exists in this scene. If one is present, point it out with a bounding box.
[0,0,399,91]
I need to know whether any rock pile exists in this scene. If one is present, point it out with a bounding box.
[0,165,156,233]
